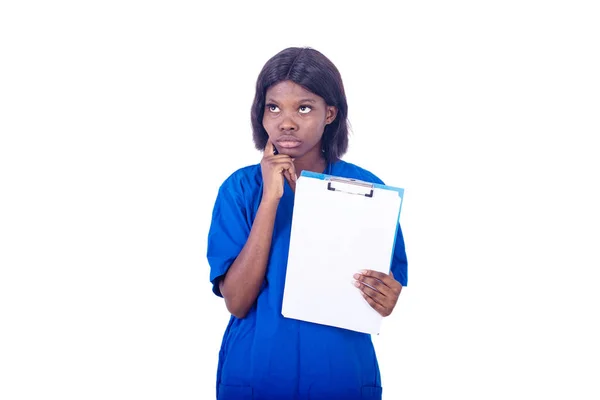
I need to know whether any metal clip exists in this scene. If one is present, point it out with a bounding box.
[326,177,374,198]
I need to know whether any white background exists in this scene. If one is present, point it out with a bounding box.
[1,1,599,399]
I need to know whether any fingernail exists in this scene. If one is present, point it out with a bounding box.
[360,269,367,274]
[353,280,361,287]
[353,273,361,279]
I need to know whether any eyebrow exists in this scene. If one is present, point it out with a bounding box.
[265,98,317,104]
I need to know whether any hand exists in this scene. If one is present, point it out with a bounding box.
[260,139,297,201]
[353,270,402,317]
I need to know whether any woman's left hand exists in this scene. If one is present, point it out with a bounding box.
[353,270,402,317]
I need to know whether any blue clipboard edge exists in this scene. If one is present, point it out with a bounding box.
[299,170,404,197]
[299,170,405,279]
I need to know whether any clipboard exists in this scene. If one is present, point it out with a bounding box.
[281,170,404,335]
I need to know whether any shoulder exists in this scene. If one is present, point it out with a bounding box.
[331,160,386,185]
[217,163,262,199]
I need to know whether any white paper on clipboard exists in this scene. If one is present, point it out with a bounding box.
[281,170,404,335]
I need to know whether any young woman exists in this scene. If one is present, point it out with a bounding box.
[207,47,408,400]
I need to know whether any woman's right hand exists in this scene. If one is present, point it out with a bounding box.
[261,139,297,202]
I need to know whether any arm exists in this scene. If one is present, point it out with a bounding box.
[219,140,296,319]
[219,198,278,318]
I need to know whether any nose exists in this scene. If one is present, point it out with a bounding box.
[279,112,298,131]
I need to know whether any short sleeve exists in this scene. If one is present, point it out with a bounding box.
[206,180,251,297]
[391,222,408,286]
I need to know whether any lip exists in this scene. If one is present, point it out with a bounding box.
[276,136,302,149]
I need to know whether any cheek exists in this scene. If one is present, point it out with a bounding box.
[262,116,274,133]
[308,118,327,135]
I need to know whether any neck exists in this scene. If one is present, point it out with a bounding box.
[294,148,327,177]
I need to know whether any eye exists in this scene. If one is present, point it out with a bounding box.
[298,105,312,114]
[266,104,280,113]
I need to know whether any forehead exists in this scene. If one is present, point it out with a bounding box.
[265,80,323,102]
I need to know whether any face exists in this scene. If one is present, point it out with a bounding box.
[262,80,337,158]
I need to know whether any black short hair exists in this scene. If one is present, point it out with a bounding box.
[251,47,349,162]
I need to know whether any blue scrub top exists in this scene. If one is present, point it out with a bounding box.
[207,160,408,400]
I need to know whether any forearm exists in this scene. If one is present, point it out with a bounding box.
[220,198,278,318]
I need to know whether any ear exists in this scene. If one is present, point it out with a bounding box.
[325,106,338,125]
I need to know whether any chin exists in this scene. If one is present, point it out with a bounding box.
[278,148,303,157]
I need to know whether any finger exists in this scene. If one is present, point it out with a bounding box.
[283,168,294,186]
[264,138,274,156]
[360,291,390,317]
[354,275,392,297]
[269,159,296,174]
[271,161,297,191]
[388,271,403,295]
[289,178,297,192]
[360,270,401,292]
[360,269,390,281]
[284,170,297,193]
[354,279,390,307]
[288,158,297,182]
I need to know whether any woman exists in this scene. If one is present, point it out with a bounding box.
[207,47,408,400]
